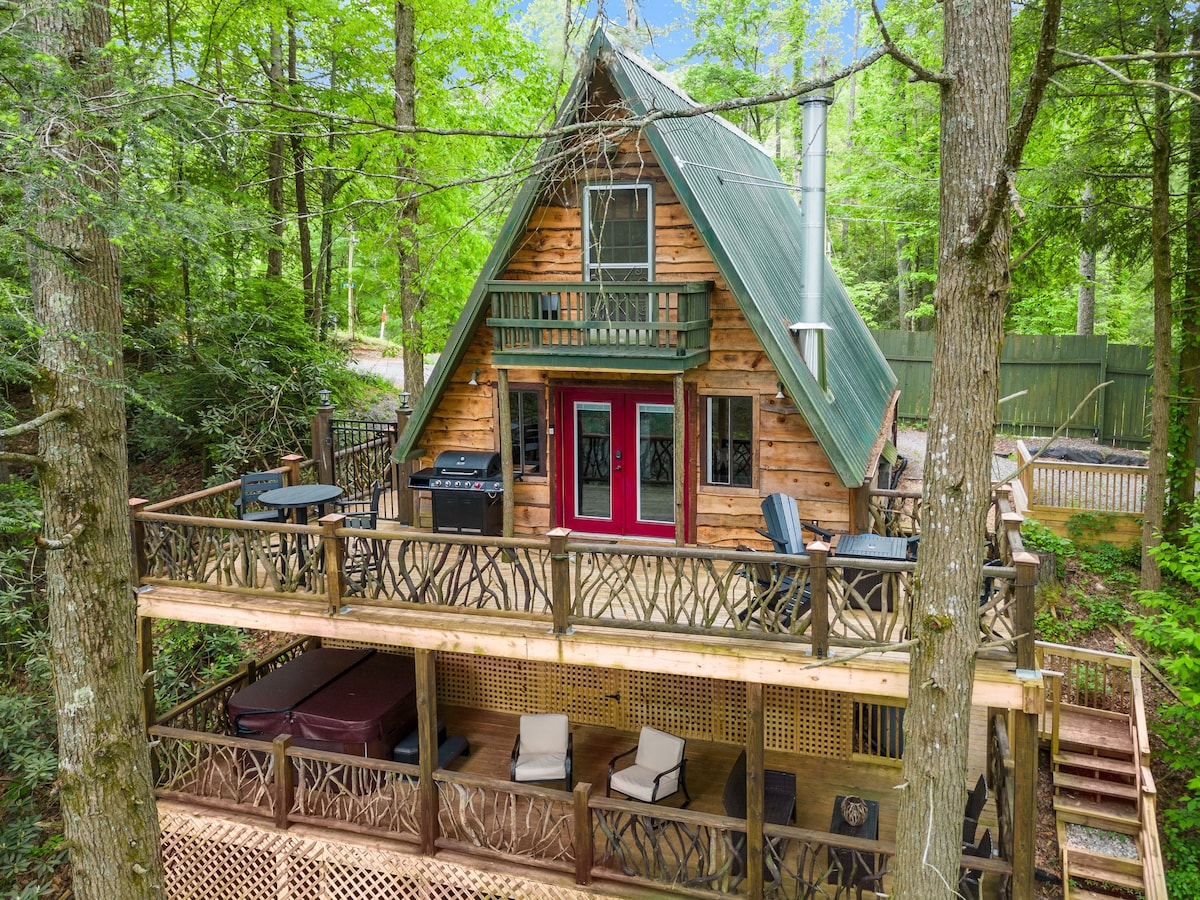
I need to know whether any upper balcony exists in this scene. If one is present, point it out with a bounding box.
[485,280,712,372]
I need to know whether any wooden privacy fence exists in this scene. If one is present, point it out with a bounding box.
[874,330,1152,449]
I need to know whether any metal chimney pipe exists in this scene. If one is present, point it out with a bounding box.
[797,88,833,330]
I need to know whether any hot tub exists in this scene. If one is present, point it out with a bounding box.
[228,647,417,758]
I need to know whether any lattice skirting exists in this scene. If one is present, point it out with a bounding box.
[322,640,857,760]
[159,802,620,900]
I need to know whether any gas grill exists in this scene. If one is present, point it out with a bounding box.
[408,450,505,535]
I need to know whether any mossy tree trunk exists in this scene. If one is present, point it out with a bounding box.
[892,0,1011,892]
[23,2,166,896]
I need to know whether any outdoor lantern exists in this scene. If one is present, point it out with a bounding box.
[318,388,333,407]
[399,390,411,410]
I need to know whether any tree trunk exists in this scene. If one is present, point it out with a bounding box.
[288,12,315,317]
[892,0,1010,891]
[267,26,285,278]
[1167,14,1200,536]
[23,4,165,897]
[395,0,424,400]
[1141,30,1173,589]
[1076,182,1096,335]
[897,234,912,330]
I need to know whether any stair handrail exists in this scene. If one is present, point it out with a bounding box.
[1042,669,1063,758]
[1129,660,1169,900]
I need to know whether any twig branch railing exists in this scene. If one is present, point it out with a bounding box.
[131,506,1033,660]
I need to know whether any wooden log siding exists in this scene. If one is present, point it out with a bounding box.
[416,127,855,544]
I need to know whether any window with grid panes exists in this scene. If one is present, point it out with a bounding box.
[706,396,753,486]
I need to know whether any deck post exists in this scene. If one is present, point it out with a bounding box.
[282,453,304,487]
[312,404,333,484]
[272,734,293,829]
[137,616,155,731]
[395,405,413,525]
[415,649,440,855]
[747,682,765,900]
[498,368,515,539]
[806,541,831,658]
[128,498,148,584]
[573,782,593,885]
[673,374,685,547]
[1011,710,1037,900]
[1012,549,1039,900]
[320,513,346,615]
[548,527,571,635]
[1013,552,1037,670]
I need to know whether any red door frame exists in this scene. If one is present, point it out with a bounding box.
[555,386,685,540]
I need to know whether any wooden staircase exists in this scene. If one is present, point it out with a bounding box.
[1040,646,1169,900]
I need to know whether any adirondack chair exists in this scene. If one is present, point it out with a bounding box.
[756,493,833,554]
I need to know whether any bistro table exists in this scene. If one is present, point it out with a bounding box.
[834,533,910,611]
[257,484,344,577]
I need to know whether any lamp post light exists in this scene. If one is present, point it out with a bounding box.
[399,390,411,411]
[318,388,333,408]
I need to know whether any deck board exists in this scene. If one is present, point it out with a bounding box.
[436,701,997,845]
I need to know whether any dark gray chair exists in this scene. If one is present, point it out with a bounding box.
[959,827,991,900]
[336,481,384,529]
[757,493,833,554]
[237,471,285,522]
[962,773,988,845]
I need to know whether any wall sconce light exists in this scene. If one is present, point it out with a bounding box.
[468,369,480,387]
[775,383,786,400]
[398,390,411,410]
[318,388,333,407]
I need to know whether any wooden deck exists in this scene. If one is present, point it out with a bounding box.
[434,703,997,846]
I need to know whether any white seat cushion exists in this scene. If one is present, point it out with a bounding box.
[610,764,679,802]
[513,752,567,782]
[610,726,685,802]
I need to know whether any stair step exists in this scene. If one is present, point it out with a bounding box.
[1068,861,1145,891]
[1057,707,1134,755]
[1055,750,1136,777]
[1069,846,1143,878]
[1054,771,1139,801]
[1068,888,1131,900]
[1054,796,1139,833]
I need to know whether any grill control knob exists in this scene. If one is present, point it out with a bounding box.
[473,481,482,489]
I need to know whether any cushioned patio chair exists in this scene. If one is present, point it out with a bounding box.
[510,713,572,791]
[607,726,690,807]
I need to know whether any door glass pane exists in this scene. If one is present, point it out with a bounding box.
[575,402,611,519]
[637,404,674,524]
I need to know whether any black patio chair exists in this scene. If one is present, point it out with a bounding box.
[735,544,811,630]
[338,482,385,595]
[958,827,992,900]
[962,773,988,845]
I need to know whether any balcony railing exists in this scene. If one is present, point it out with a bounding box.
[485,280,712,371]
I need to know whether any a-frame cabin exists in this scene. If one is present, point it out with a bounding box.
[395,29,898,547]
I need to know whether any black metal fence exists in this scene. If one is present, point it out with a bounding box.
[327,418,400,520]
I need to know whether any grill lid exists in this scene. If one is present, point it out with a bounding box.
[433,450,502,478]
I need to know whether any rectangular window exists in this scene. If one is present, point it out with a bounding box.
[584,185,653,325]
[706,396,753,486]
[509,389,543,475]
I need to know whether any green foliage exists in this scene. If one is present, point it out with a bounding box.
[0,498,62,898]
[1020,519,1074,576]
[1132,503,1200,845]
[153,621,250,713]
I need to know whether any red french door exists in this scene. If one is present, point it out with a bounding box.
[557,387,679,539]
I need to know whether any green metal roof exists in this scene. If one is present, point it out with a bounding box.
[396,29,897,486]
